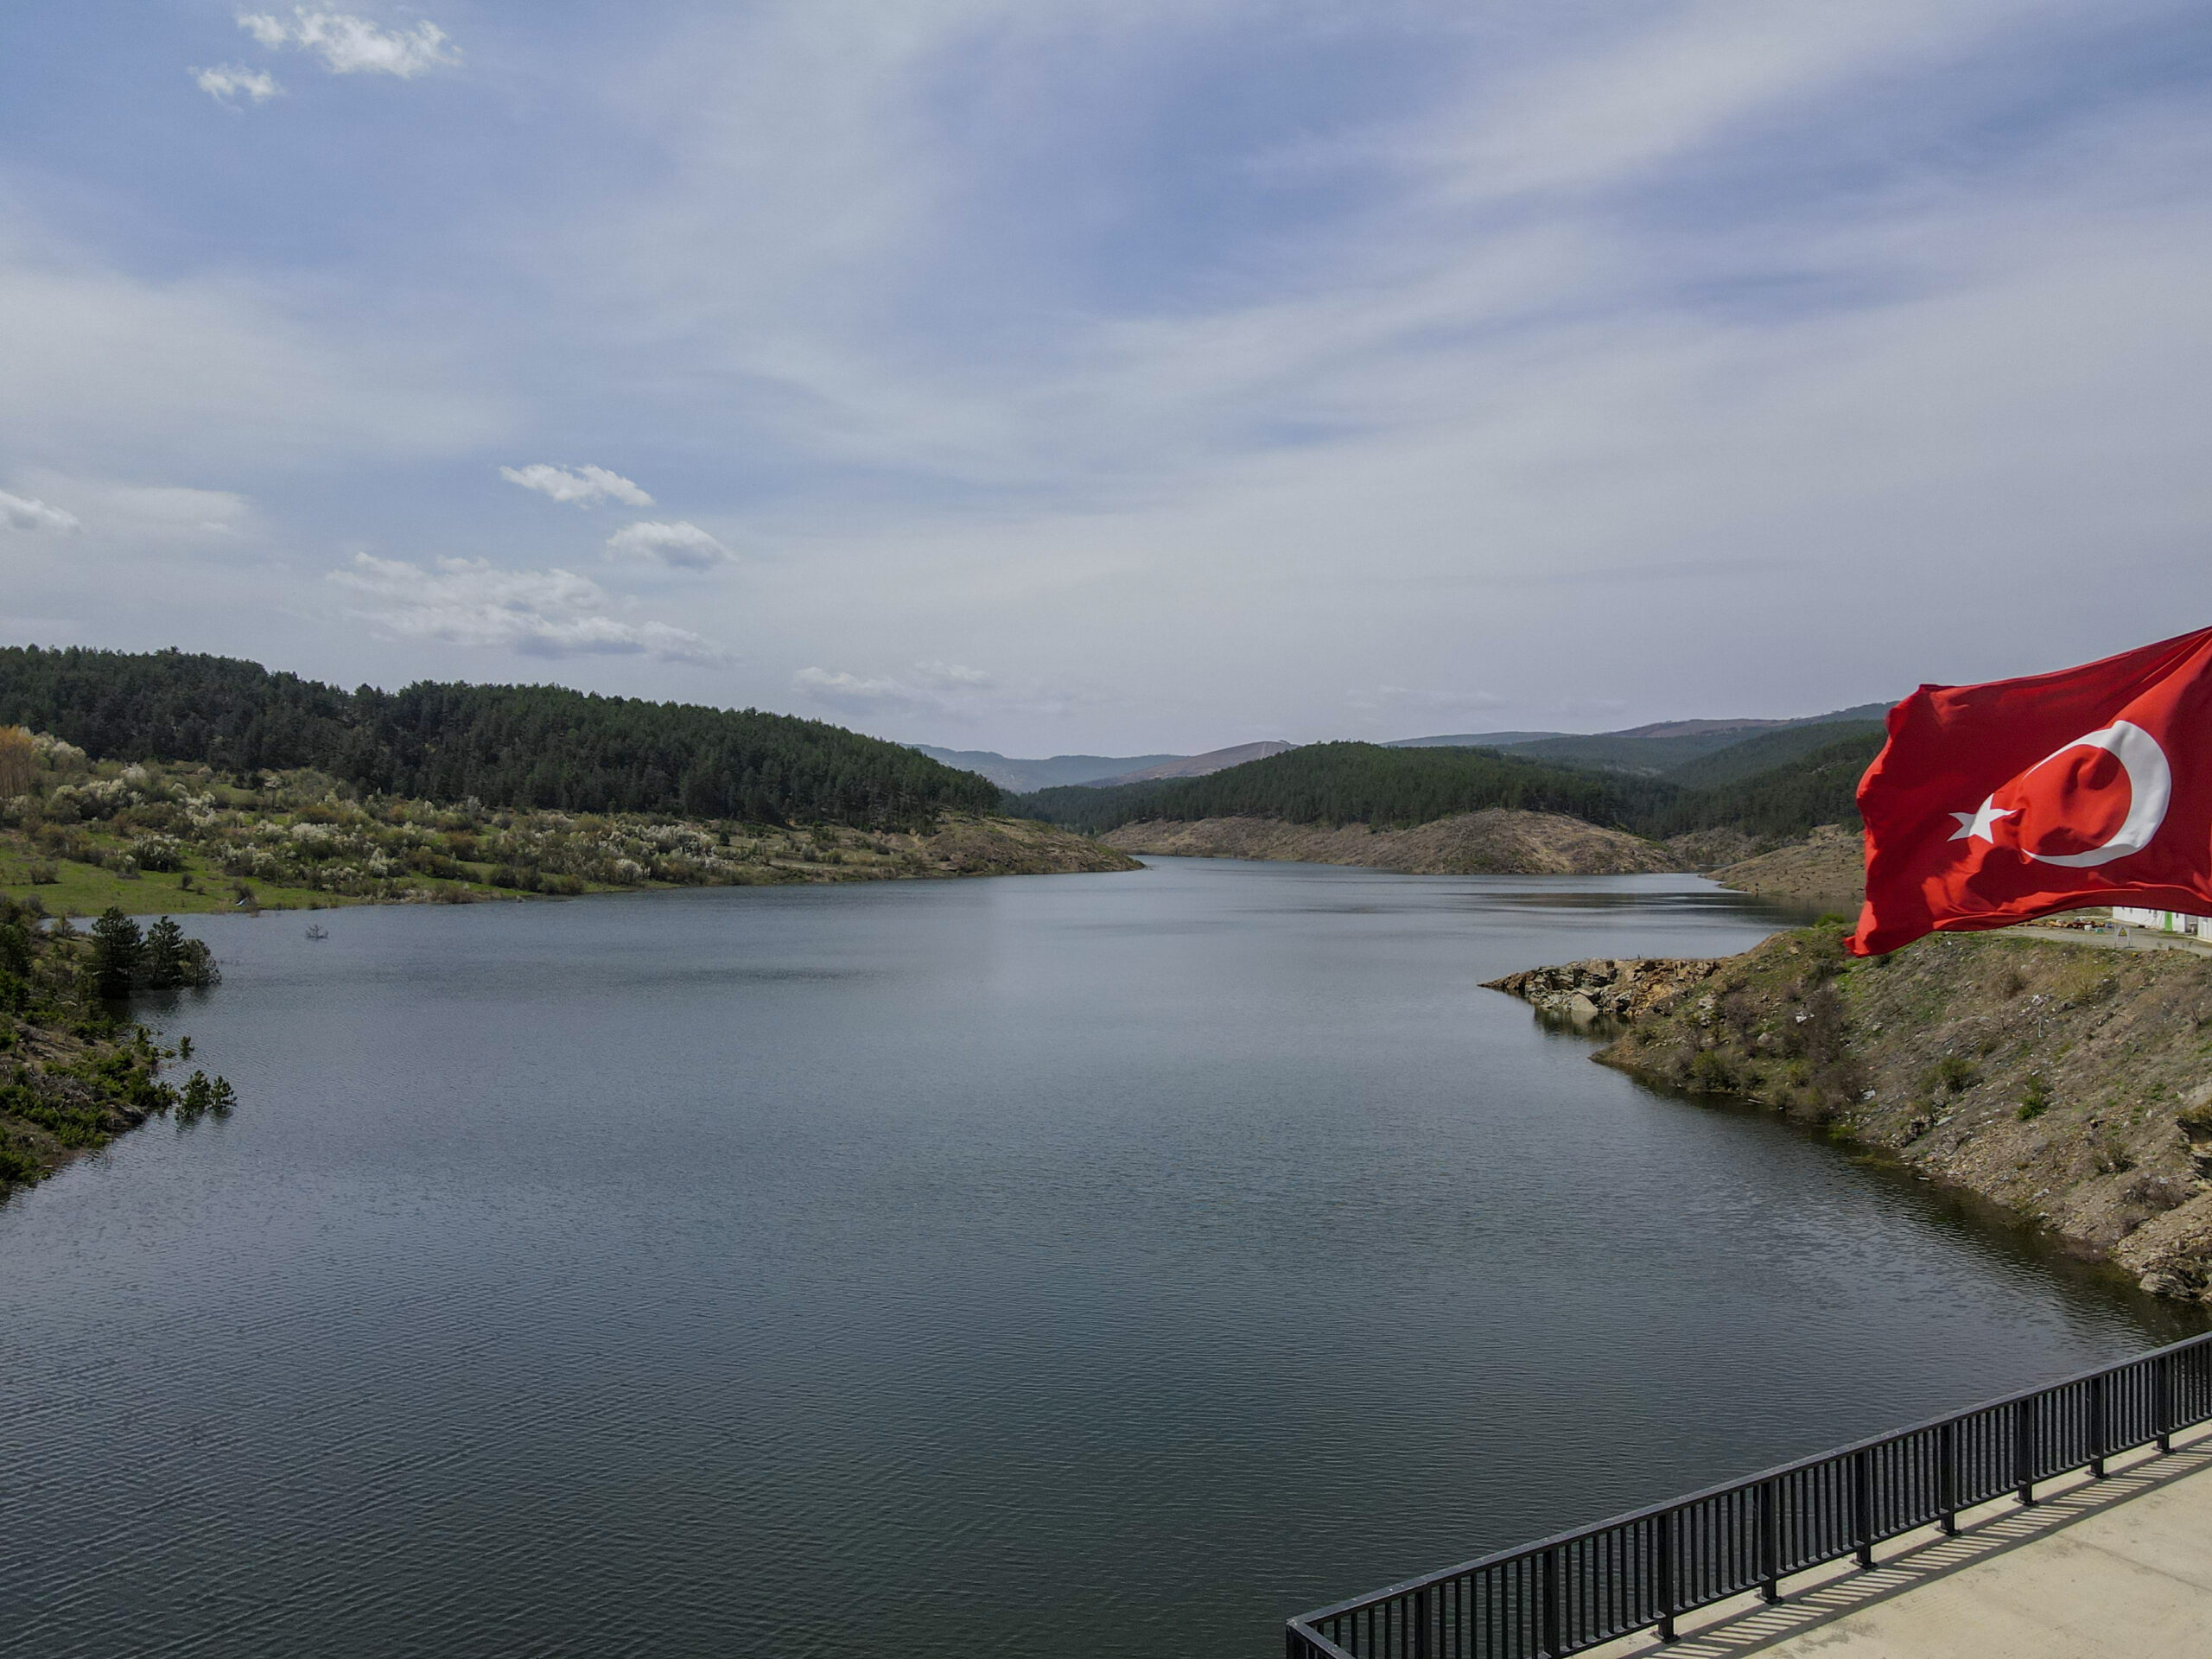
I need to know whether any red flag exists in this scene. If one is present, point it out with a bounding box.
[1852,626,2212,956]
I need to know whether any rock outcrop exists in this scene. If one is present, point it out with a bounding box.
[1482,957,1723,1027]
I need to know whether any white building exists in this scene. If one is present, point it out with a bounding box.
[2111,906,2212,938]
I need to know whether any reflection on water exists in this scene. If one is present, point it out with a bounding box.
[0,860,2197,1658]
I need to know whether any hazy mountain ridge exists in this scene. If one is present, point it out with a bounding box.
[911,747,1187,793]
[925,702,1891,800]
[910,741,1294,792]
[1382,702,1891,779]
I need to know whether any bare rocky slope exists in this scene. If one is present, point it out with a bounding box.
[1100,810,1681,875]
[1708,823,1865,912]
[918,816,1141,875]
[1489,925,2212,1303]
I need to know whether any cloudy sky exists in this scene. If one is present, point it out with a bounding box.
[3,3,2209,753]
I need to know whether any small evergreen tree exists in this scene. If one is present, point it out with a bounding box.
[89,908,143,1000]
[142,917,187,989]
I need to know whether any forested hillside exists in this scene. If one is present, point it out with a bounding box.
[1646,730,1886,840]
[0,646,998,829]
[1657,719,1885,790]
[1018,742,1673,836]
[1014,728,1889,846]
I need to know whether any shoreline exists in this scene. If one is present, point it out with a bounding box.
[1489,925,2212,1306]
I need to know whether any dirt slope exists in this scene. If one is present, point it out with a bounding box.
[1101,810,1683,874]
[1709,823,1865,912]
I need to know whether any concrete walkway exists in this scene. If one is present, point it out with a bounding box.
[1586,1429,2212,1659]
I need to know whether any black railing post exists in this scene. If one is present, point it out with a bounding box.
[2158,1352,2175,1454]
[1759,1478,1781,1602]
[1656,1508,1677,1642]
[1413,1586,1429,1659]
[2090,1373,2108,1478]
[1540,1548,1561,1659]
[2015,1397,2036,1506]
[1937,1421,1957,1535]
[1852,1449,1874,1568]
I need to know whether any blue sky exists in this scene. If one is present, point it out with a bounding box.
[3,2,2209,752]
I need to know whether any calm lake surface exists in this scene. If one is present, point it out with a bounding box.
[2,859,2201,1656]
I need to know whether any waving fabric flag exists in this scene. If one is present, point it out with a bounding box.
[1852,626,2212,956]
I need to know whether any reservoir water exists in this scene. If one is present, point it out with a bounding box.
[1,859,2200,1657]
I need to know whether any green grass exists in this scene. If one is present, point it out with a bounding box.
[0,853,494,918]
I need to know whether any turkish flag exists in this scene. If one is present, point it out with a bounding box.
[1852,626,2212,956]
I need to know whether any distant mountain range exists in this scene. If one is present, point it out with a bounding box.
[912,741,1293,792]
[922,703,1893,793]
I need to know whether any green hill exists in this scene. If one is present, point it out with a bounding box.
[1659,718,1886,789]
[1651,730,1887,840]
[1012,727,1890,846]
[0,645,1000,830]
[1013,742,1671,836]
[1504,703,1891,777]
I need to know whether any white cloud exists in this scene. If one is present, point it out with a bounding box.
[193,64,282,105]
[0,492,80,533]
[793,667,925,710]
[236,10,459,78]
[329,553,726,663]
[795,661,999,712]
[792,660,1079,726]
[0,200,508,473]
[499,462,654,506]
[16,477,252,542]
[605,519,733,568]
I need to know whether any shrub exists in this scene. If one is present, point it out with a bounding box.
[1926,1055,1978,1096]
[1687,1050,1740,1093]
[128,835,185,872]
[176,1071,237,1121]
[0,1134,43,1185]
[2092,1138,2137,1176]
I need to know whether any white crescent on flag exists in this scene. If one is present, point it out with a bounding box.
[2024,721,2171,867]
[1950,720,2171,868]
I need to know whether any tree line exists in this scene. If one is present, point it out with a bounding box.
[0,646,1000,829]
[1009,730,1886,843]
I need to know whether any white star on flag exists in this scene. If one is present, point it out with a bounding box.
[1949,796,2018,842]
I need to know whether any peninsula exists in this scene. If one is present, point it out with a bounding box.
[1490,922,2212,1304]
[0,897,236,1196]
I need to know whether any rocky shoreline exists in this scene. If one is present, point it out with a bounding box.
[1488,925,2212,1305]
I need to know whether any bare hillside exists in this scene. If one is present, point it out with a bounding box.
[1100,810,1682,874]
[1709,823,1865,912]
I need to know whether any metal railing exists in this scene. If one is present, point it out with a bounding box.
[1287,1330,2212,1659]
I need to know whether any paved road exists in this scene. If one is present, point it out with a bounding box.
[2006,922,2212,957]
[1588,1431,2212,1659]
